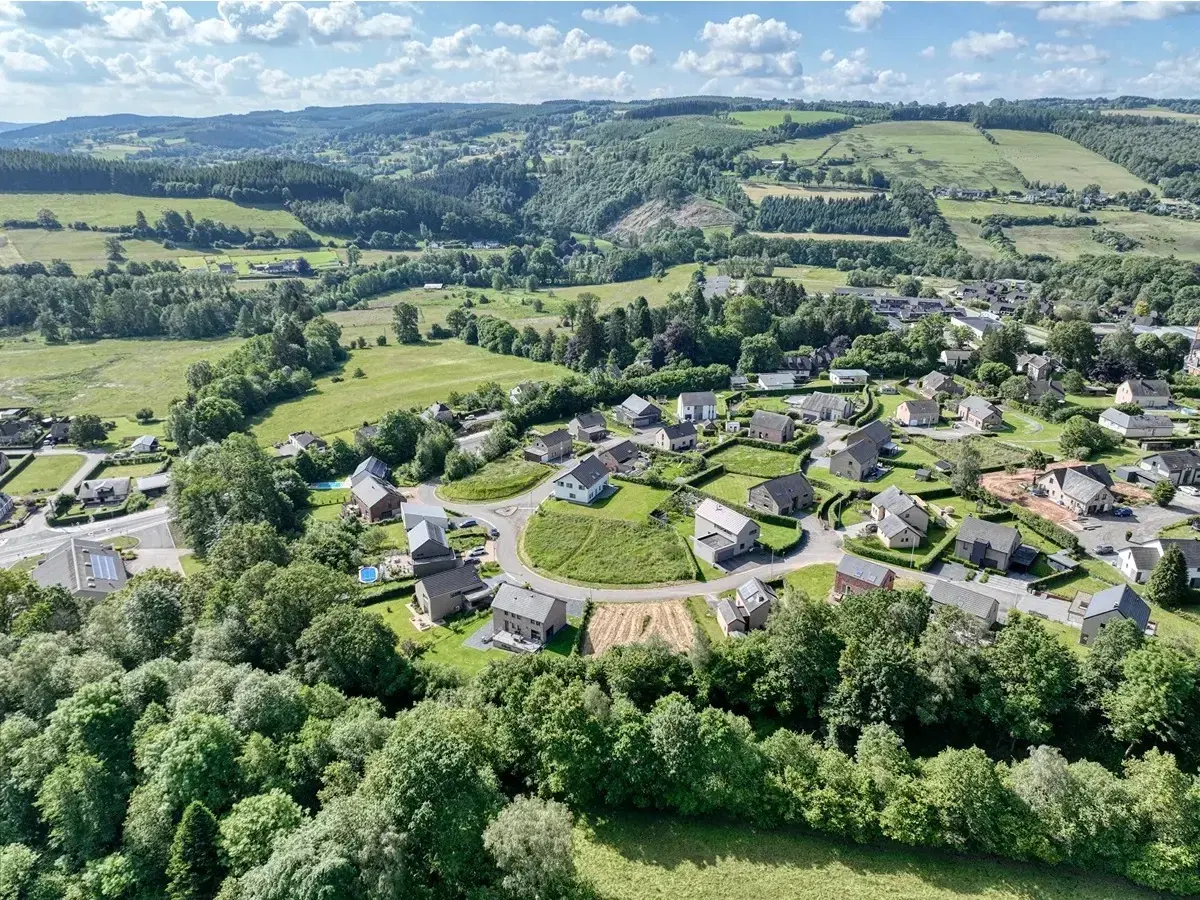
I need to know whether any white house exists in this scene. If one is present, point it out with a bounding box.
[830,369,869,386]
[1099,409,1174,440]
[1117,539,1200,587]
[553,455,609,505]
[677,391,718,422]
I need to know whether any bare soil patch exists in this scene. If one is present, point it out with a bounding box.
[982,461,1150,523]
[608,196,738,238]
[582,600,695,655]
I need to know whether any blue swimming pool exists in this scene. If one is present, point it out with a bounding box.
[311,480,348,490]
[359,566,379,584]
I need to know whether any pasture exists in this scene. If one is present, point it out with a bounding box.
[0,192,309,231]
[740,181,886,204]
[0,334,241,416]
[251,340,569,445]
[575,815,1166,900]
[178,249,343,274]
[0,228,215,272]
[730,110,849,129]
[1101,107,1200,123]
[751,231,907,243]
[1,454,84,498]
[989,130,1155,193]
[748,135,841,163]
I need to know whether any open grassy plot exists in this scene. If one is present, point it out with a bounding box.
[685,595,724,642]
[545,482,673,522]
[89,460,162,481]
[365,602,504,675]
[705,443,800,478]
[0,334,241,416]
[1,454,83,497]
[752,231,907,243]
[0,192,310,231]
[730,110,848,129]
[990,130,1154,193]
[772,265,850,293]
[184,249,343,274]
[835,121,1026,192]
[1101,107,1200,123]
[523,508,694,586]
[575,815,1163,900]
[748,135,842,162]
[438,456,552,502]
[1009,211,1200,262]
[695,472,763,506]
[583,601,696,654]
[0,229,215,271]
[251,340,569,445]
[785,563,836,602]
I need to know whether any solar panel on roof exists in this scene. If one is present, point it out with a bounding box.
[91,553,118,581]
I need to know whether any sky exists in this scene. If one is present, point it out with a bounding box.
[1,1,1199,123]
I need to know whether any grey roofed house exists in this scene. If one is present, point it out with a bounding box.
[401,501,448,530]
[696,497,753,535]
[0,454,9,476]
[928,579,999,626]
[351,456,390,484]
[131,435,159,453]
[959,396,999,417]
[1026,380,1065,402]
[407,519,450,556]
[135,472,171,494]
[793,392,854,421]
[842,439,878,467]
[1099,409,1173,435]
[736,576,776,612]
[756,372,796,390]
[288,431,327,451]
[614,393,662,427]
[897,399,940,421]
[352,474,404,523]
[843,419,891,450]
[748,471,813,515]
[490,583,569,650]
[525,428,574,462]
[568,411,608,441]
[835,555,893,588]
[1120,378,1171,400]
[1040,466,1111,506]
[920,371,961,397]
[563,454,609,490]
[955,516,1021,570]
[32,538,127,600]
[750,410,792,431]
[598,438,640,471]
[716,599,744,634]
[1082,585,1151,644]
[77,477,131,505]
[492,582,564,623]
[415,565,491,621]
[879,512,918,540]
[679,391,717,408]
[873,484,920,518]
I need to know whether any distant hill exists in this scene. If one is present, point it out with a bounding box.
[0,122,35,134]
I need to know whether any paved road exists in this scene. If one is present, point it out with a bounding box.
[0,507,173,568]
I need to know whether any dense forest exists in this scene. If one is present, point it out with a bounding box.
[756,194,910,236]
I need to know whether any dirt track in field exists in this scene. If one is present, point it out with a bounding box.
[582,601,695,655]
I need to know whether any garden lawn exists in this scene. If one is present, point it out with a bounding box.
[2,454,84,497]
[438,457,552,502]
[757,519,801,552]
[574,814,1163,900]
[706,443,800,478]
[547,482,672,522]
[523,508,694,586]
[364,602,504,674]
[686,596,724,642]
[90,461,162,480]
[784,563,836,602]
[251,340,570,445]
[694,472,763,506]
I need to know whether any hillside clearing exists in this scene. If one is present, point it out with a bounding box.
[0,191,311,231]
[608,197,738,238]
[730,110,849,129]
[990,129,1155,194]
[741,181,886,204]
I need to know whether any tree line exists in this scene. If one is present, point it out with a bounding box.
[756,195,911,236]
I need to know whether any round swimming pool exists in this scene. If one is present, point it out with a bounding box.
[358,566,379,584]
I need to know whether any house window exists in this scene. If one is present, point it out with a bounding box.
[530,630,541,641]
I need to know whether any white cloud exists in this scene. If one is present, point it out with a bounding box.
[103,1,195,42]
[1163,41,1176,52]
[580,4,653,26]
[493,22,561,47]
[944,71,994,93]
[820,48,835,63]
[845,0,887,32]
[1025,66,1107,95]
[676,13,803,79]
[676,48,800,78]
[800,47,908,98]
[1128,49,1200,94]
[699,14,802,52]
[628,43,655,66]
[188,1,414,47]
[950,29,1026,60]
[920,45,935,58]
[1037,1,1198,27]
[1034,42,1109,63]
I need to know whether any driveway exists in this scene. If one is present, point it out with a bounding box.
[1070,495,1200,553]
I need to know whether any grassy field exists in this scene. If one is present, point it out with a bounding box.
[730,110,848,129]
[522,508,695,586]
[695,472,763,506]
[741,182,885,204]
[546,482,673,521]
[748,135,842,162]
[772,265,850,293]
[0,334,241,416]
[784,562,836,602]
[990,130,1155,193]
[437,456,552,502]
[1,454,83,498]
[705,444,800,478]
[0,192,309,231]
[574,815,1165,900]
[752,231,907,243]
[178,249,342,274]
[364,602,505,674]
[251,340,569,445]
[1101,107,1200,123]
[89,460,162,480]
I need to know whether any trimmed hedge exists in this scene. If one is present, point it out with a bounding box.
[1008,503,1080,553]
[574,600,594,654]
[680,484,801,530]
[843,524,960,571]
[356,578,416,605]
[849,388,881,427]
[0,453,34,490]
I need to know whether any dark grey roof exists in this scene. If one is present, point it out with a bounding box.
[536,428,573,449]
[1040,467,1111,504]
[660,423,697,440]
[418,565,486,599]
[1101,409,1171,430]
[716,599,740,628]
[956,516,1020,553]
[492,583,564,622]
[1124,545,1162,572]
[836,555,893,587]
[750,410,792,431]
[1086,584,1150,630]
[796,392,853,415]
[352,474,400,508]
[572,411,606,429]
[1121,378,1171,398]
[754,472,811,506]
[563,455,609,488]
[1159,539,1200,568]
[31,538,127,597]
[600,439,639,464]
[135,473,171,493]
[77,477,131,503]
[838,440,878,465]
[899,399,940,418]
[929,580,999,621]
[921,371,956,390]
[680,391,717,407]
[844,420,890,449]
[959,396,1001,417]
[353,456,389,482]
[1143,449,1200,472]
[873,485,918,517]
[289,431,325,447]
[880,513,917,538]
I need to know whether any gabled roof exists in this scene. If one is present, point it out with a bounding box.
[1121,545,1162,572]
[873,485,919,517]
[940,348,974,360]
[929,580,998,621]
[77,477,131,502]
[956,516,1020,553]
[757,372,796,388]
[619,394,659,416]
[417,565,486,599]
[600,439,639,464]
[401,501,446,524]
[1100,409,1171,430]
[898,399,940,418]
[1120,378,1171,398]
[753,472,811,506]
[1085,584,1150,630]
[796,392,853,414]
[407,519,450,553]
[1143,448,1200,472]
[31,538,127,596]
[837,439,878,465]
[736,576,776,613]
[534,428,573,449]
[492,583,563,623]
[879,512,918,539]
[959,396,1001,417]
[352,456,389,483]
[1039,466,1111,504]
[836,556,893,587]
[571,411,606,429]
[716,599,741,629]
[131,435,158,452]
[352,474,400,508]
[749,410,792,432]
[679,391,717,407]
[563,455,609,488]
[289,431,324,447]
[844,420,890,449]
[921,371,955,390]
[695,498,753,535]
[1159,538,1200,568]
[659,423,697,440]
[831,368,869,378]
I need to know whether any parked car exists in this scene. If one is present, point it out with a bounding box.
[1113,507,1133,518]
[459,518,477,528]
[1095,544,1114,555]
[1180,485,1200,497]
[468,547,487,557]
[488,528,500,538]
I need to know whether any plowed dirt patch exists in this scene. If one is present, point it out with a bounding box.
[582,600,695,655]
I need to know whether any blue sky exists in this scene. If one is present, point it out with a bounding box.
[0,1,1198,123]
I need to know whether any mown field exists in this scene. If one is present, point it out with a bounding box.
[575,815,1166,900]
[1,454,84,498]
[0,192,308,231]
[0,334,242,416]
[741,181,886,204]
[730,110,849,129]
[1101,107,1200,123]
[748,135,841,163]
[989,129,1155,193]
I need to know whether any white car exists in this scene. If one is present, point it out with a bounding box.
[1180,485,1200,497]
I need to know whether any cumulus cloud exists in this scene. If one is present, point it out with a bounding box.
[845,0,887,32]
[628,43,655,66]
[800,47,908,98]
[103,0,195,42]
[1127,49,1200,94]
[1037,1,1198,27]
[493,22,561,47]
[699,14,802,52]
[675,13,804,79]
[1025,66,1108,95]
[950,29,1026,60]
[5,1,106,29]
[580,4,653,26]
[820,48,835,63]
[920,45,935,58]
[1034,42,1109,63]
[188,1,415,47]
[944,71,995,93]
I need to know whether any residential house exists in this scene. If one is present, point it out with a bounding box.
[829,439,879,481]
[31,538,127,601]
[1027,380,1066,403]
[835,556,895,596]
[131,435,159,454]
[1036,465,1115,516]
[491,584,568,651]
[77,477,131,506]
[568,412,608,443]
[401,502,449,531]
[920,371,962,399]
[554,456,609,504]
[748,410,795,444]
[716,578,776,636]
[954,517,1021,571]
[951,315,1002,339]
[692,499,760,566]
[406,519,457,577]
[677,391,718,422]
[45,422,70,444]
[843,420,895,456]
[957,396,1003,430]
[287,431,327,454]
[598,439,640,473]
[830,369,869,386]
[0,491,13,524]
[896,399,941,426]
[939,349,974,372]
[747,472,813,516]
[0,421,34,447]
[756,372,796,391]
[792,392,854,423]
[878,513,922,549]
[350,456,390,486]
[1079,584,1151,645]
[870,486,929,535]
[422,403,457,425]
[1116,378,1172,409]
[730,375,749,390]
[1117,539,1200,587]
[352,475,404,523]
[524,429,574,463]
[928,581,999,628]
[1016,353,1057,381]
[654,423,698,453]
[354,423,379,445]
[1099,409,1174,440]
[508,382,541,405]
[135,473,170,496]
[1139,449,1200,486]
[613,394,662,428]
[415,566,492,622]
